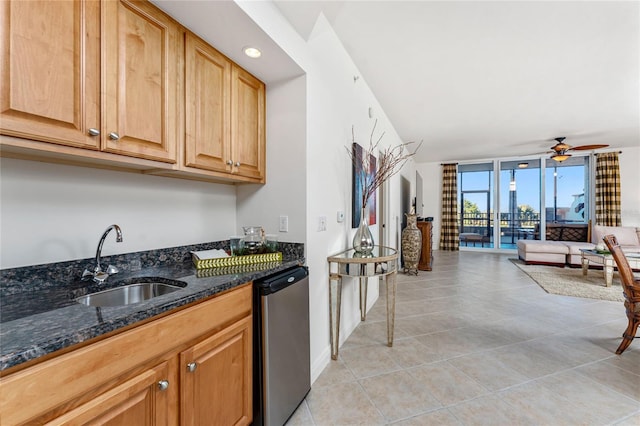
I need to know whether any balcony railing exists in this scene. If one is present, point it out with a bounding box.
[459,212,587,246]
[459,212,541,245]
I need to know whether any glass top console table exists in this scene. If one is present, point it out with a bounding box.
[327,246,399,360]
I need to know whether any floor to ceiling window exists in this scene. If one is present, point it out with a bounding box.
[458,163,494,248]
[499,160,541,249]
[545,156,590,224]
[458,155,590,250]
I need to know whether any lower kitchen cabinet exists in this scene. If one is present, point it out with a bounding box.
[0,283,252,425]
[48,361,172,425]
[180,316,252,426]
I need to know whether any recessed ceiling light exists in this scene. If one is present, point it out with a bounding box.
[243,46,261,58]
[518,162,528,168]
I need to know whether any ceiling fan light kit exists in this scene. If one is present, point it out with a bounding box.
[546,136,609,162]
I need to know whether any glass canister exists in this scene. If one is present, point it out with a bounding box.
[265,234,279,252]
[229,236,245,256]
[242,226,265,253]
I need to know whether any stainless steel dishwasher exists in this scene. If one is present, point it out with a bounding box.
[253,266,310,426]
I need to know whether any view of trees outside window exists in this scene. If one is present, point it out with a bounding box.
[458,163,494,248]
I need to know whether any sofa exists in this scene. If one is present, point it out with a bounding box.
[535,222,590,242]
[517,224,640,267]
[592,225,640,253]
[518,222,592,267]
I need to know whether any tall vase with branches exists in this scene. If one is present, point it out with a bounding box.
[347,120,421,254]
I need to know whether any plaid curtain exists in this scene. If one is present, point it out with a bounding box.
[439,164,459,251]
[595,152,621,226]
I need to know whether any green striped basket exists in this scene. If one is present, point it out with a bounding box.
[192,252,282,270]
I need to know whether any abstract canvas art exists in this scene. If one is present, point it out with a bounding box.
[352,143,377,227]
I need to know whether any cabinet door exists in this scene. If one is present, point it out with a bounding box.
[0,0,100,149]
[184,33,231,173]
[48,361,171,426]
[102,0,178,163]
[231,66,265,181]
[180,316,252,426]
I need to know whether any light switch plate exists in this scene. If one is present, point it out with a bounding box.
[318,216,327,232]
[279,215,289,232]
[337,211,345,223]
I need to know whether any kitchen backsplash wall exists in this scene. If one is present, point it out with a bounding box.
[0,240,305,296]
[0,158,237,269]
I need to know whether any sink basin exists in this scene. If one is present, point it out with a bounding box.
[76,278,187,307]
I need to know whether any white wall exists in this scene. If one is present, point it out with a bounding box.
[415,162,442,250]
[306,14,423,381]
[0,158,237,268]
[236,2,415,382]
[619,146,640,226]
[236,75,307,244]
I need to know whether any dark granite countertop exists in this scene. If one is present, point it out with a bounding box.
[0,241,305,371]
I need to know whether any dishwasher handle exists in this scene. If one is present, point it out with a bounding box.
[256,266,308,296]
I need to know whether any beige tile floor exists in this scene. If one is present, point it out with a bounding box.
[287,251,640,426]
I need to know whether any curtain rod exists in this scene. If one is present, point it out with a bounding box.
[595,151,623,155]
[441,151,623,165]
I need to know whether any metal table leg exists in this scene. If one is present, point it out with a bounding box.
[386,271,397,347]
[329,275,342,360]
[359,277,368,321]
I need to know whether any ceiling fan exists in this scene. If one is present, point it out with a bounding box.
[548,137,609,162]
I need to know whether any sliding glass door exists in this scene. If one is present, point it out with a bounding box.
[499,160,541,249]
[458,163,494,248]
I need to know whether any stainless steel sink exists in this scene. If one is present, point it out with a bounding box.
[76,279,186,307]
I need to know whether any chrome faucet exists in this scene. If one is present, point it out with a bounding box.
[83,224,123,283]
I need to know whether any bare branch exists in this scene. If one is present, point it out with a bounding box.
[347,121,422,209]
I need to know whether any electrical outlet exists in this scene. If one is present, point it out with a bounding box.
[279,215,289,232]
[318,216,327,232]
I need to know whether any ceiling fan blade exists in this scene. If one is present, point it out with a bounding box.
[569,144,610,151]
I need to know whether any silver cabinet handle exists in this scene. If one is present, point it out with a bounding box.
[157,380,169,391]
[187,362,197,372]
[108,132,120,141]
[88,128,100,136]
[226,160,233,166]
[234,161,241,167]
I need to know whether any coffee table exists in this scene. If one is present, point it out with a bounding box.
[580,249,640,287]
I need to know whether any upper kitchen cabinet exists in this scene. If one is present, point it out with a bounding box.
[102,0,178,163]
[231,66,265,182]
[184,32,265,183]
[184,33,231,175]
[1,0,178,164]
[0,0,101,149]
